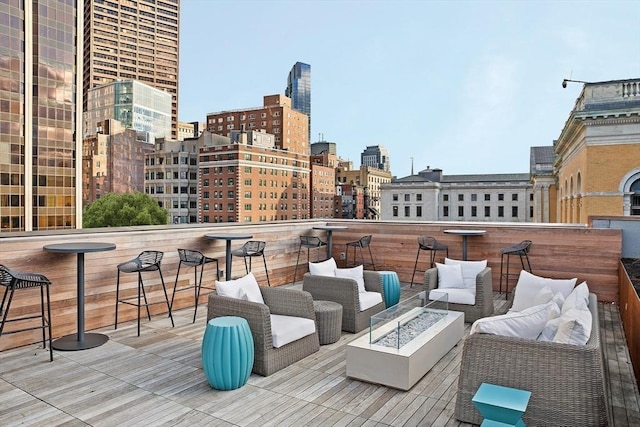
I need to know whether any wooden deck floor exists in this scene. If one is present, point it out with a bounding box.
[1,286,639,426]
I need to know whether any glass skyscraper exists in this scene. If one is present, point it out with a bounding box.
[285,62,311,141]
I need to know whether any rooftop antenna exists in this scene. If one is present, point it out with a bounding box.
[410,157,414,175]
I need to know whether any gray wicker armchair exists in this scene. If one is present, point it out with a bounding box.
[207,286,319,376]
[455,293,607,426]
[302,270,386,333]
[424,266,494,323]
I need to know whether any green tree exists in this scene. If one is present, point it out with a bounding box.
[83,192,168,228]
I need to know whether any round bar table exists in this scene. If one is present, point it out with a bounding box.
[443,229,486,260]
[43,242,116,350]
[205,233,253,280]
[312,225,347,259]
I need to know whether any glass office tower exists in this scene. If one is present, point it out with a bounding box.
[0,1,83,232]
[285,62,311,141]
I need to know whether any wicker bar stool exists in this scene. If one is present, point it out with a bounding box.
[231,241,270,286]
[345,235,375,270]
[115,250,174,336]
[0,264,53,361]
[499,240,533,298]
[410,236,449,287]
[292,236,327,284]
[171,249,220,323]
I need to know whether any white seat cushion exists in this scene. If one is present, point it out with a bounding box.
[270,314,316,348]
[429,288,476,305]
[359,291,383,311]
[309,258,337,277]
[334,265,365,293]
[215,272,264,304]
[511,270,577,312]
[470,301,556,339]
[445,258,487,289]
[435,262,464,289]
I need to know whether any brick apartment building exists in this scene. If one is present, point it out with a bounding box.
[310,151,338,219]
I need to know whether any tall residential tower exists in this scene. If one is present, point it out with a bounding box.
[285,62,311,141]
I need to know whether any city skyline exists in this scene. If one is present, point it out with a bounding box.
[178,0,640,178]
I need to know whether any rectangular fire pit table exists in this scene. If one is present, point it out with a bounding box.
[346,292,463,390]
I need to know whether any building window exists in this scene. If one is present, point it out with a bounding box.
[416,194,422,201]
[404,206,410,217]
[484,206,490,217]
[458,206,464,217]
[416,206,422,217]
[443,194,449,202]
[530,193,534,201]
[393,206,398,217]
[498,206,504,217]
[443,206,449,217]
[498,193,504,201]
[512,193,518,201]
[530,206,534,217]
[458,194,464,201]
[512,206,518,217]
[471,206,477,217]
[404,194,410,202]
[471,194,477,202]
[484,194,490,201]
[393,194,398,201]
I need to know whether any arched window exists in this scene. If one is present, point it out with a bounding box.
[631,179,640,215]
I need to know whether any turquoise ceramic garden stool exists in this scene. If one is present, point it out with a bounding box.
[202,316,254,390]
[379,271,401,308]
[472,383,531,426]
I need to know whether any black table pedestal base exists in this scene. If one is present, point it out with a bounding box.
[52,333,109,351]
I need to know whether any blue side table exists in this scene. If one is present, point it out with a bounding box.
[202,316,254,390]
[379,271,401,308]
[472,383,531,426]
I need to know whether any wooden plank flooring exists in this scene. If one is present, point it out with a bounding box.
[1,285,638,426]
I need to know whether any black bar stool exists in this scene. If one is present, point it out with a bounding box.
[171,249,220,323]
[292,235,327,284]
[410,236,449,287]
[115,250,174,336]
[345,235,375,270]
[231,241,270,286]
[499,240,533,299]
[0,264,53,361]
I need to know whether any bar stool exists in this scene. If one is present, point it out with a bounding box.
[115,250,174,336]
[499,240,533,299]
[410,236,449,287]
[231,241,270,286]
[171,249,220,323]
[0,265,53,361]
[292,235,327,284]
[345,235,375,270]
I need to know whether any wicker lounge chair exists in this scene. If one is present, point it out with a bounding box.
[455,293,607,426]
[207,286,319,376]
[424,266,494,323]
[302,270,386,333]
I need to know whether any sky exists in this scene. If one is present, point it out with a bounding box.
[178,0,640,178]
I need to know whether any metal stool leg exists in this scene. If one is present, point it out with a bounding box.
[261,254,270,286]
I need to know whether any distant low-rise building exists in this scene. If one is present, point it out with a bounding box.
[337,162,392,219]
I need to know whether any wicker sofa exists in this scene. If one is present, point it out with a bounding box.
[455,293,607,426]
[424,266,494,323]
[207,286,320,376]
[302,270,386,333]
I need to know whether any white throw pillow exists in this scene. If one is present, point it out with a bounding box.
[562,281,590,314]
[308,257,337,277]
[511,270,577,312]
[470,301,556,339]
[335,265,365,293]
[553,306,592,345]
[435,262,464,289]
[445,258,487,289]
[215,272,264,304]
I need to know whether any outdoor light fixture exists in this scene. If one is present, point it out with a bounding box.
[562,78,591,88]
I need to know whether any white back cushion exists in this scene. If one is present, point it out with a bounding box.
[335,265,365,293]
[435,262,464,289]
[215,272,264,304]
[309,257,337,276]
[445,258,487,289]
[511,270,577,312]
[562,281,590,314]
[270,314,316,348]
[470,301,556,339]
[359,291,383,311]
